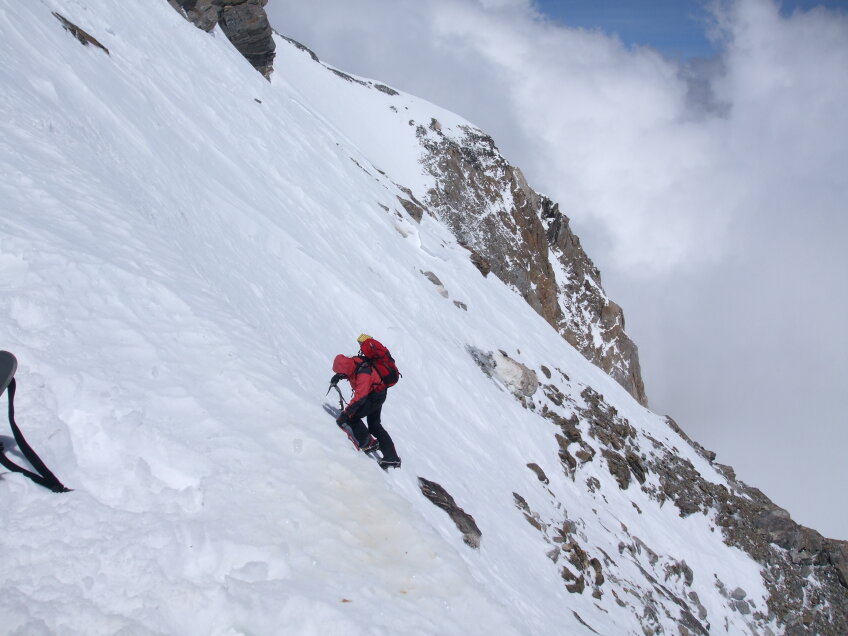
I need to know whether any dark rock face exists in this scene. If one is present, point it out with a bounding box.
[417,124,647,406]
[418,478,481,549]
[616,403,847,632]
[513,491,608,600]
[219,1,275,78]
[396,186,425,223]
[567,377,847,632]
[471,347,848,634]
[527,463,549,484]
[168,0,275,78]
[168,0,219,31]
[53,12,109,54]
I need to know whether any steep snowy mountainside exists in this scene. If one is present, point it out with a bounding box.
[0,3,520,633]
[1,1,846,635]
[271,35,647,407]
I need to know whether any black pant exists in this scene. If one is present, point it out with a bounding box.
[346,391,399,462]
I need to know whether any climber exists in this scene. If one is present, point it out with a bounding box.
[330,334,401,470]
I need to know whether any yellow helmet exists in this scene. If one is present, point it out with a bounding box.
[357,333,372,344]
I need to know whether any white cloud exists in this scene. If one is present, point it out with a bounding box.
[272,0,732,273]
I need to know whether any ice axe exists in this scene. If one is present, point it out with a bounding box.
[326,375,347,412]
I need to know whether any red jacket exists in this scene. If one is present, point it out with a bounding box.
[333,354,385,416]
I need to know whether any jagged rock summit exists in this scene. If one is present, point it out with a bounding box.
[417,122,647,405]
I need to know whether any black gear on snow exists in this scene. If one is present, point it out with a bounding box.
[0,351,71,493]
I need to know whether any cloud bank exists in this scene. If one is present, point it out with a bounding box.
[267,0,848,538]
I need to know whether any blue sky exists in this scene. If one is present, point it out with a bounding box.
[533,0,847,59]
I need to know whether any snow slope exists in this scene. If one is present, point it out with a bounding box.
[0,1,777,634]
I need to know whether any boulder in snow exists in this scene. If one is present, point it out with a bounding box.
[418,478,481,549]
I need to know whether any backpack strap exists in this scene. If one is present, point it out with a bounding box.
[354,354,387,391]
[0,377,71,493]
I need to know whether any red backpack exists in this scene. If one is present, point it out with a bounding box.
[359,338,401,388]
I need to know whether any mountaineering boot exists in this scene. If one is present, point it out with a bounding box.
[379,457,401,471]
[360,435,380,453]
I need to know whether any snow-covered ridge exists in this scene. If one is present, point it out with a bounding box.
[0,1,845,634]
[273,34,648,406]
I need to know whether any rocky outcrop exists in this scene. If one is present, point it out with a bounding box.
[418,478,481,549]
[218,1,275,77]
[649,451,848,634]
[53,12,109,54]
[467,347,848,633]
[417,123,647,406]
[168,0,275,78]
[542,369,847,633]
